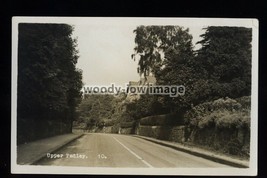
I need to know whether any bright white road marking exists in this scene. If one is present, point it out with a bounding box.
[112,136,153,168]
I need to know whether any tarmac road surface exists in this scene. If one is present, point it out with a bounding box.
[37,133,230,168]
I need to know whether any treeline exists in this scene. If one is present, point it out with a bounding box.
[75,94,126,131]
[184,96,251,156]
[76,26,252,131]
[131,26,252,118]
[74,26,252,157]
[128,26,252,156]
[17,23,83,144]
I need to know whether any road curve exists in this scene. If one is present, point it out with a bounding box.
[37,133,230,168]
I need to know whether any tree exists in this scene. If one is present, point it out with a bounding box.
[124,94,168,121]
[132,26,196,113]
[132,26,194,78]
[17,23,83,143]
[131,26,252,116]
[196,26,252,98]
[77,94,116,127]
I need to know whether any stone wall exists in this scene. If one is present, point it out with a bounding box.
[137,125,185,143]
[120,127,134,134]
[135,113,250,157]
[18,118,71,144]
[136,114,186,143]
[72,111,250,157]
[189,126,250,156]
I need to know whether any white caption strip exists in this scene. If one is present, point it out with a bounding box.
[112,136,153,168]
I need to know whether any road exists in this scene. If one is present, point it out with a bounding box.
[37,133,230,168]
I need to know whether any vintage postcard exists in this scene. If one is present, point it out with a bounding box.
[11,17,258,175]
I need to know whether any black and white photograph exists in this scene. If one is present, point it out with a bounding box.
[11,17,258,175]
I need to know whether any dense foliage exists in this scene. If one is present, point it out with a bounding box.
[184,96,251,156]
[132,26,252,114]
[77,94,118,128]
[124,94,169,120]
[140,113,184,126]
[184,96,251,129]
[17,23,83,143]
[195,27,252,99]
[73,25,252,157]
[75,93,132,129]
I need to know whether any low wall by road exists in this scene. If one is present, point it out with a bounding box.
[189,126,250,156]
[18,118,71,144]
[136,125,185,143]
[119,127,134,134]
[135,113,185,142]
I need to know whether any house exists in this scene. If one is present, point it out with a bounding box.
[125,75,156,102]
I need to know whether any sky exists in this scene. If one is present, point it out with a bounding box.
[72,24,205,86]
[13,17,256,87]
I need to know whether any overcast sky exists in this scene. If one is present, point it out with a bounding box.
[13,17,256,87]
[72,24,205,86]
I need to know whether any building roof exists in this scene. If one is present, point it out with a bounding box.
[139,75,156,85]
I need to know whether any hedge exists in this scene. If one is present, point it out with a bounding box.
[140,113,183,126]
[120,121,135,128]
[184,96,251,129]
[103,119,117,127]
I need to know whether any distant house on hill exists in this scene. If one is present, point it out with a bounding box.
[139,75,156,86]
[128,81,139,87]
[126,75,156,102]
[128,75,156,88]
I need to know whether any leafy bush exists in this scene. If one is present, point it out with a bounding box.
[226,138,242,155]
[104,119,117,127]
[140,113,183,126]
[212,97,242,111]
[85,118,96,127]
[120,121,135,128]
[184,96,251,156]
[185,96,250,129]
[215,111,250,129]
[236,96,251,109]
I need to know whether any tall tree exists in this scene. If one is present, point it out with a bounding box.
[17,23,83,143]
[131,26,252,115]
[132,26,195,113]
[132,26,194,79]
[77,94,116,126]
[196,26,252,98]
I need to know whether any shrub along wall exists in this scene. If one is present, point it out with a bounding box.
[95,125,119,133]
[189,126,250,156]
[120,128,134,134]
[120,121,135,128]
[184,96,251,157]
[140,113,184,126]
[71,96,250,157]
[119,121,136,134]
[135,96,250,157]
